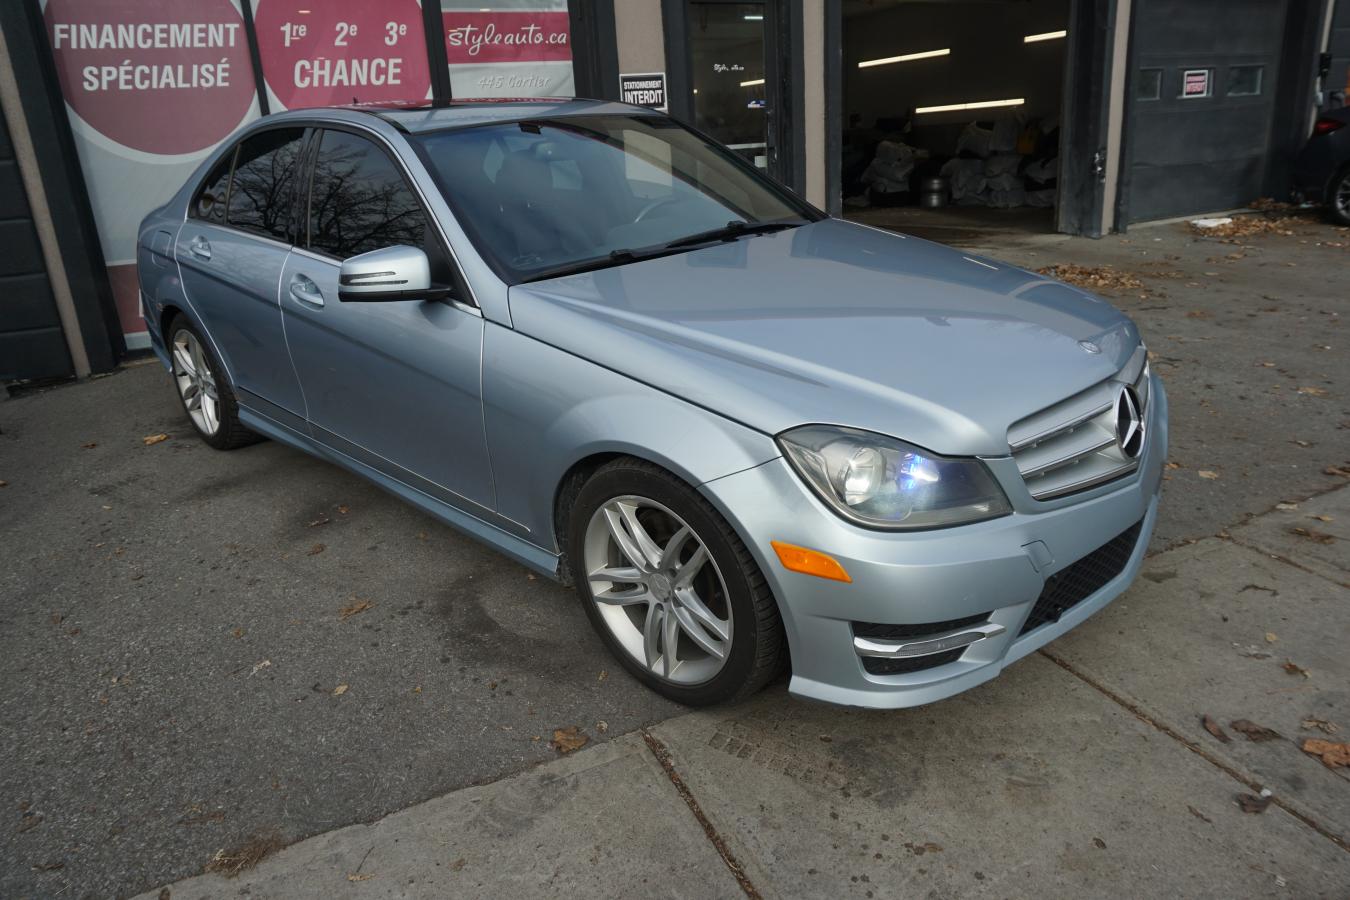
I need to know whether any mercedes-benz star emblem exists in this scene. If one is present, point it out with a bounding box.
[1114,385,1145,458]
[1078,340,1101,354]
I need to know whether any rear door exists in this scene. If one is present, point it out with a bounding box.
[175,127,308,428]
[280,127,495,514]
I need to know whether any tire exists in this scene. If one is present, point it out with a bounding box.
[1326,165,1350,227]
[566,457,785,706]
[166,315,259,450]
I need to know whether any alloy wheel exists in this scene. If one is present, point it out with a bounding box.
[582,496,733,685]
[172,328,221,436]
[1335,173,1350,218]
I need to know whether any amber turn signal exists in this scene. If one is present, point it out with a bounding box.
[770,541,852,583]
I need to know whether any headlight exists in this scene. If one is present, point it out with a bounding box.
[777,425,1012,530]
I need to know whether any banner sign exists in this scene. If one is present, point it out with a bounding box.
[252,0,432,110]
[442,7,573,98]
[620,72,666,110]
[1181,69,1211,98]
[42,0,261,346]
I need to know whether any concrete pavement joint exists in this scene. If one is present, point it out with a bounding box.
[640,728,762,900]
[1038,648,1350,854]
[1221,536,1350,590]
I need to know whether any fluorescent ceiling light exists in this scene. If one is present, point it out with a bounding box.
[744,14,763,20]
[1024,30,1067,43]
[740,78,765,87]
[857,48,950,69]
[915,98,1025,114]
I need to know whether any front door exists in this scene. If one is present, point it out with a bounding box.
[281,128,495,515]
[687,1,785,179]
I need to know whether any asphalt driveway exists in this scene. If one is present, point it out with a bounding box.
[2,210,1347,897]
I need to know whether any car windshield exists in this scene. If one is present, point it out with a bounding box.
[412,114,818,283]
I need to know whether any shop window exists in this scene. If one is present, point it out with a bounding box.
[1136,68,1163,101]
[441,1,574,99]
[1227,65,1263,97]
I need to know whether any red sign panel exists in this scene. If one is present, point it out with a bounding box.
[1182,69,1211,98]
[253,0,431,109]
[442,10,572,65]
[43,0,256,156]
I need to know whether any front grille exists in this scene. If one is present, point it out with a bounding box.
[1018,519,1143,637]
[863,648,966,676]
[1008,346,1150,501]
[851,613,989,642]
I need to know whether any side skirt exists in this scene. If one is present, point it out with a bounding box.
[237,406,562,580]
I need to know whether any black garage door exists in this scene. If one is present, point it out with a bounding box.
[0,107,71,381]
[1122,0,1289,223]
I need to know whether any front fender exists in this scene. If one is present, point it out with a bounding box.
[482,323,780,551]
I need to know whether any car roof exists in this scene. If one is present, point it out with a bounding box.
[331,98,664,133]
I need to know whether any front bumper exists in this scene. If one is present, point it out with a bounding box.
[700,376,1168,709]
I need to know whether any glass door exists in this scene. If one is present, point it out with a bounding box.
[688,1,774,172]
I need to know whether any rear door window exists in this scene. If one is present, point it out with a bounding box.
[226,128,306,242]
[191,148,236,223]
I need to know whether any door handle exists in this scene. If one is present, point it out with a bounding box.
[188,236,211,260]
[288,273,324,308]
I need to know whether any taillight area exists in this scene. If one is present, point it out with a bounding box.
[1313,117,1347,136]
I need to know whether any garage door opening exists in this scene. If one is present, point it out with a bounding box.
[840,0,1071,243]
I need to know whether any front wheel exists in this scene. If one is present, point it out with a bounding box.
[567,458,785,706]
[1327,166,1350,226]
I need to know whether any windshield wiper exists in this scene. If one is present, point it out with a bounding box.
[519,247,669,284]
[662,219,802,250]
[519,220,804,285]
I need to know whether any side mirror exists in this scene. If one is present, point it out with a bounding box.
[338,245,451,302]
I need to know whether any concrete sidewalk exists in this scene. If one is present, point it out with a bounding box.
[140,487,1350,900]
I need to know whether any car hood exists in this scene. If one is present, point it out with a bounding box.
[507,219,1140,457]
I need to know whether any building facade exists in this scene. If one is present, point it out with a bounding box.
[1,0,1344,383]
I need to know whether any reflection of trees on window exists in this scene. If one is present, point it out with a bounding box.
[227,128,304,241]
[308,131,429,259]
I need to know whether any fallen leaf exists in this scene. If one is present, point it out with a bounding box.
[1300,738,1350,768]
[1198,470,1220,480]
[417,531,428,540]
[412,684,422,694]
[597,670,608,682]
[142,433,169,445]
[1187,805,1213,824]
[347,873,374,882]
[81,442,97,449]
[1274,501,1299,511]
[1092,837,1107,850]
[333,684,349,696]
[596,720,609,734]
[1036,264,1143,291]
[1265,632,1278,643]
[306,543,325,556]
[307,515,330,528]
[1282,660,1310,678]
[1230,719,1281,742]
[250,659,271,676]
[337,505,350,515]
[231,627,245,639]
[1201,715,1231,743]
[339,599,373,621]
[1295,386,1329,397]
[0,480,7,488]
[1165,461,1182,470]
[1290,527,1335,545]
[550,726,588,754]
[1325,465,1350,477]
[449,858,466,872]
[1301,717,1339,735]
[1236,792,1271,813]
[1309,514,1333,522]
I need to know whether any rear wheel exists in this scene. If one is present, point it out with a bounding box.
[1327,165,1350,226]
[567,458,784,706]
[168,317,258,450]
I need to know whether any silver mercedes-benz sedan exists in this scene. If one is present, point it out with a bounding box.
[137,99,1166,709]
